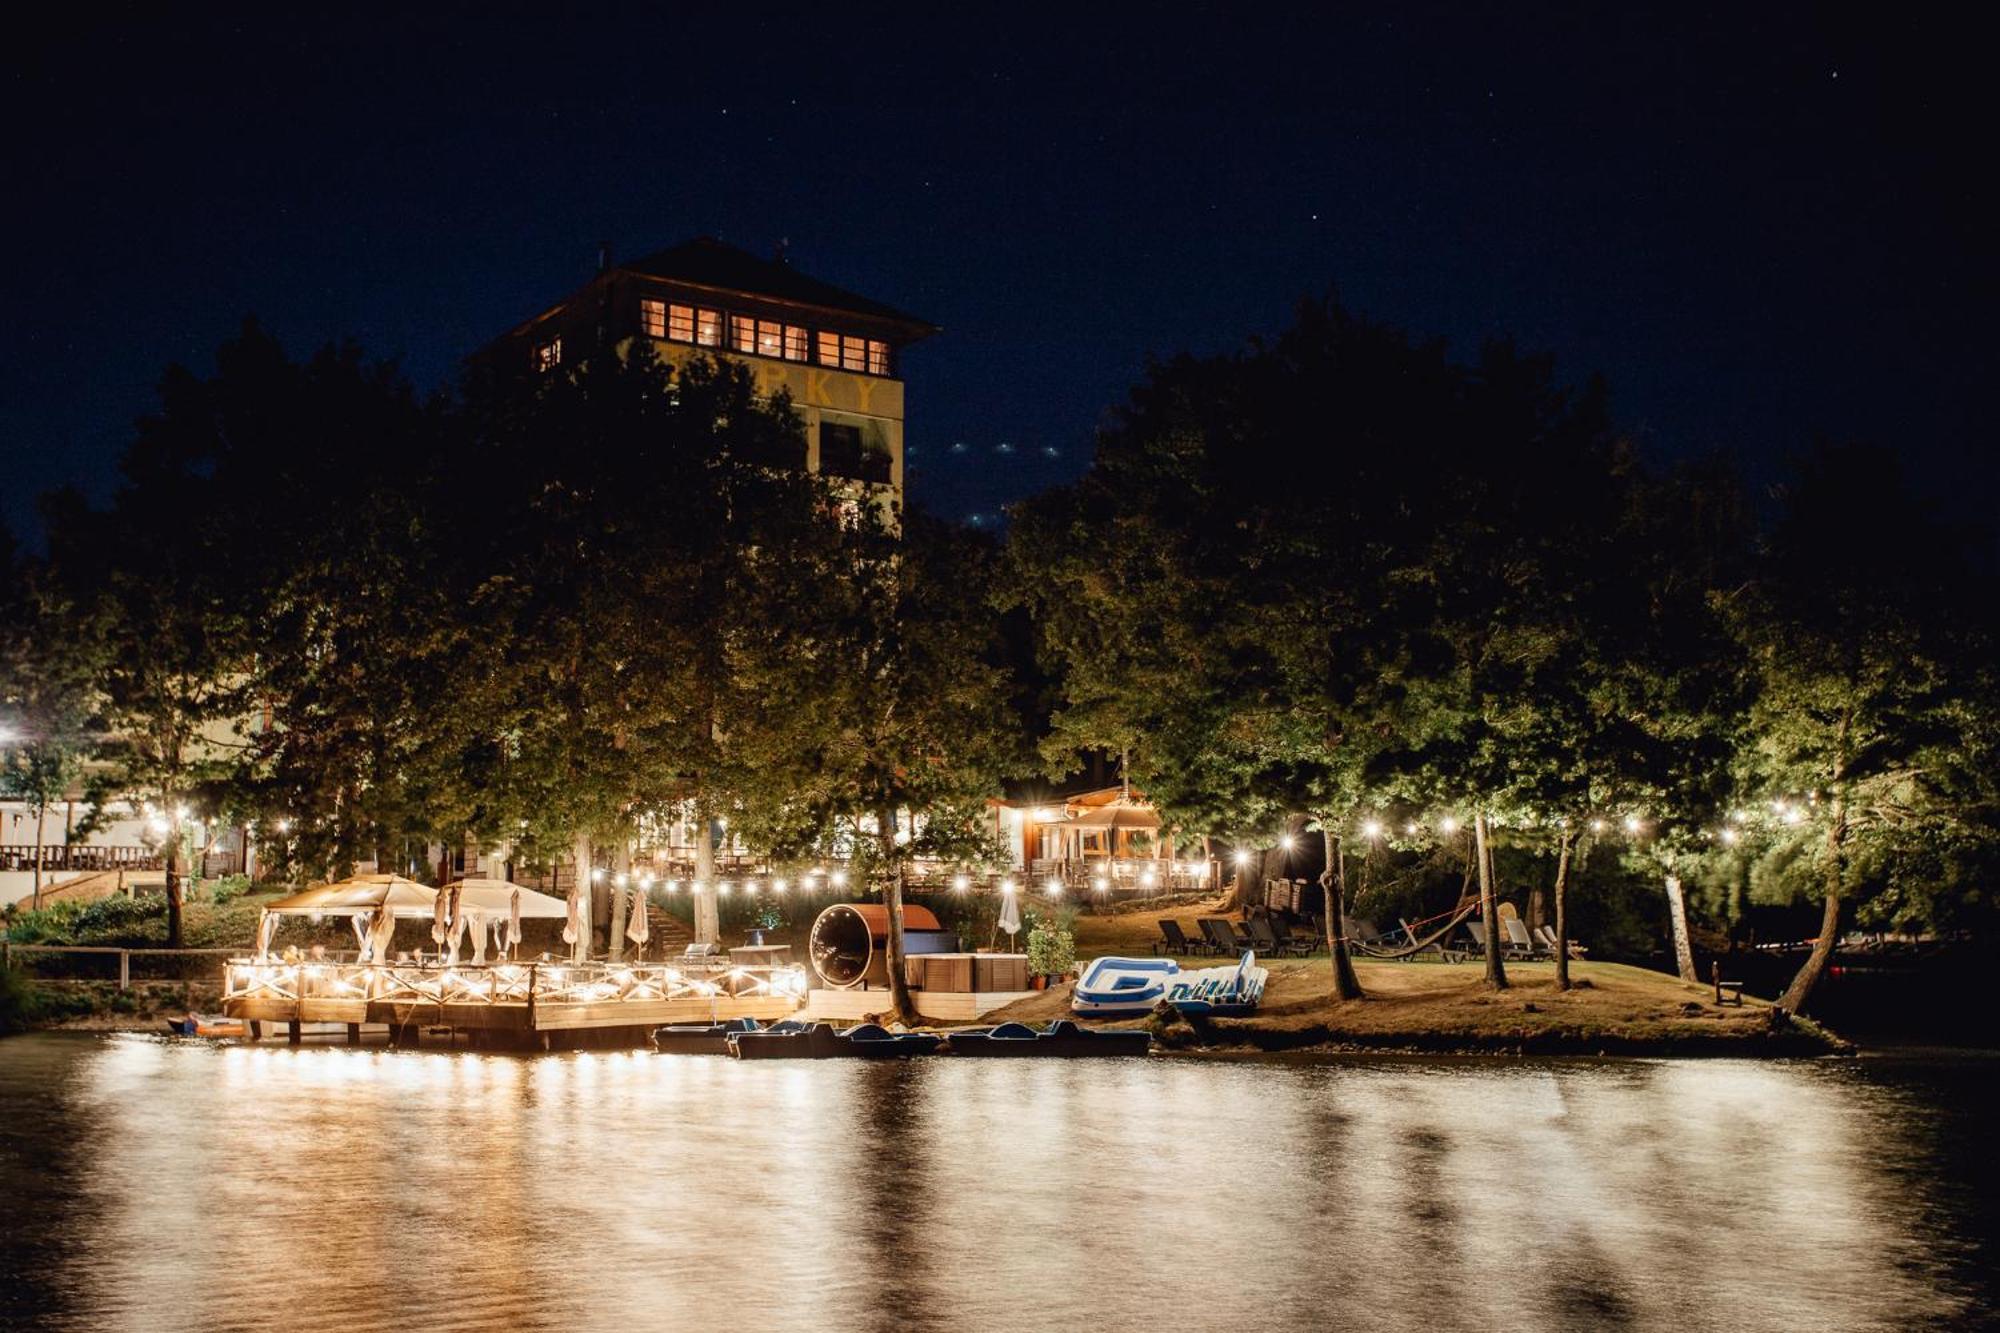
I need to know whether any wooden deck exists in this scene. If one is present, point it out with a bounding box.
[806,987,1037,1022]
[220,957,806,1048]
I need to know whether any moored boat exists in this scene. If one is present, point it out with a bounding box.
[163,1014,248,1039]
[729,1020,943,1060]
[949,1019,1151,1057]
[1071,955,1181,1016]
[651,1016,795,1055]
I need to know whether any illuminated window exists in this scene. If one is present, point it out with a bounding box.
[840,335,866,372]
[640,299,666,338]
[695,309,722,347]
[668,304,695,341]
[867,340,890,375]
[756,319,784,359]
[817,330,840,366]
[535,337,562,373]
[784,326,809,361]
[730,313,757,354]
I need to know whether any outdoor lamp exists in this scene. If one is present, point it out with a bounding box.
[953,874,970,892]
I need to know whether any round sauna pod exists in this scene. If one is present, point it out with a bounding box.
[809,902,944,989]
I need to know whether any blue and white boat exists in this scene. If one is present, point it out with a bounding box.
[1071,955,1182,1016]
[1166,950,1268,1017]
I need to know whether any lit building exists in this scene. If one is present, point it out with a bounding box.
[483,237,936,500]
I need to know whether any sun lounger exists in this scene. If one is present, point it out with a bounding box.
[1154,919,1214,956]
[1536,926,1587,959]
[1198,918,1244,954]
[1268,916,1315,956]
[1503,917,1543,959]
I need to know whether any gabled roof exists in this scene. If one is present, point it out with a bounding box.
[619,237,937,338]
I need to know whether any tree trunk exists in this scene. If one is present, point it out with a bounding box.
[1552,825,1573,991]
[880,809,919,1025]
[1473,811,1507,989]
[164,821,184,950]
[1526,886,1545,933]
[1779,784,1848,1015]
[31,804,46,909]
[570,830,592,963]
[693,819,719,945]
[608,838,632,962]
[1319,825,1363,1001]
[1664,873,1697,982]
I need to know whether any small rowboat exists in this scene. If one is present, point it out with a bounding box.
[949,1019,1151,1058]
[163,1014,248,1039]
[651,1017,797,1055]
[729,1020,943,1060]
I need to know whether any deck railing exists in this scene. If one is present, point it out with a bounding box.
[220,957,810,1008]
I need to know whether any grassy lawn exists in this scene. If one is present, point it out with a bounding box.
[998,896,1844,1055]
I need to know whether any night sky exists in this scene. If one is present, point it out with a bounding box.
[3,7,1989,540]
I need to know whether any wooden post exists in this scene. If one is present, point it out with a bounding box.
[1665,874,1698,982]
[118,950,129,991]
[346,1022,361,1045]
[1711,959,1723,1005]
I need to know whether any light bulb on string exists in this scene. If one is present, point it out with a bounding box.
[1439,816,1459,835]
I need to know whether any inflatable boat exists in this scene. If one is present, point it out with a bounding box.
[949,1019,1151,1058]
[1071,955,1182,1016]
[651,1017,797,1055]
[163,1014,248,1039]
[1166,951,1268,1017]
[728,1020,943,1060]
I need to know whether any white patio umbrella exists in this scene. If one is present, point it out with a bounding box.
[431,887,449,947]
[508,888,523,958]
[362,903,397,963]
[443,884,467,965]
[257,876,438,960]
[998,884,1022,942]
[626,888,650,954]
[254,910,280,959]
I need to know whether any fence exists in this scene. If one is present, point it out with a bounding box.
[1,943,239,988]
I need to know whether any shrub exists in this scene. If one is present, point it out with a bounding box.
[207,875,252,906]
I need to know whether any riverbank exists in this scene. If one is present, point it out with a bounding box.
[980,958,1845,1056]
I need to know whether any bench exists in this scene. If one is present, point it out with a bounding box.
[1711,960,1745,1007]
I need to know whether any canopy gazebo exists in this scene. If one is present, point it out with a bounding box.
[254,874,438,961]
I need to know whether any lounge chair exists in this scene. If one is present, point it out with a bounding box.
[1536,926,1588,960]
[1268,916,1316,957]
[1462,920,1490,956]
[1154,919,1213,956]
[1503,917,1544,960]
[1243,917,1283,953]
[1198,918,1241,954]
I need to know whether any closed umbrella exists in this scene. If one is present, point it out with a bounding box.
[998,884,1022,941]
[432,887,449,947]
[348,916,369,952]
[364,904,397,963]
[508,888,523,959]
[255,910,279,959]
[466,915,489,965]
[626,887,650,954]
[563,884,586,952]
[444,884,466,965]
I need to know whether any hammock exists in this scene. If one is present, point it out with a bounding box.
[1352,898,1480,959]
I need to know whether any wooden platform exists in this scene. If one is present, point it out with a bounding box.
[218,957,805,1049]
[806,988,1037,1022]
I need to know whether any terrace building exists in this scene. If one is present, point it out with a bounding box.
[481,237,937,499]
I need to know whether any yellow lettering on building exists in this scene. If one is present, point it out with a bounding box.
[804,369,833,406]
[852,376,876,412]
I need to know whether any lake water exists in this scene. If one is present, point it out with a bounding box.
[1,1033,1994,1332]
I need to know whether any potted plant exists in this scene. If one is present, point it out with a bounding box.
[1026,912,1077,988]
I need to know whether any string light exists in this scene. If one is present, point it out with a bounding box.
[1000,879,1016,895]
[1623,816,1642,835]
[772,878,787,894]
[1721,827,1740,845]
[831,870,847,887]
[952,874,970,892]
[665,879,679,893]
[1044,878,1062,898]
[1093,876,1108,893]
[718,881,732,897]
[591,868,606,883]
[1140,869,1157,888]
[1361,820,1382,839]
[1404,822,1418,836]
[1590,819,1606,833]
[1439,816,1459,834]
[1233,850,1251,867]
[1280,835,1296,852]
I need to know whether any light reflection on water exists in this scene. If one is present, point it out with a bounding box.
[0,1034,1991,1332]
